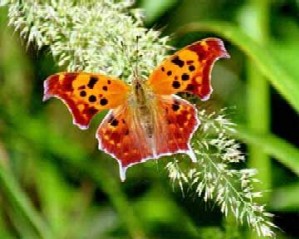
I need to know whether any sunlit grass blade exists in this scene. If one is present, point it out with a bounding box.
[35,159,75,237]
[140,0,177,24]
[236,126,299,177]
[270,182,299,211]
[176,21,299,113]
[7,206,39,239]
[0,164,54,239]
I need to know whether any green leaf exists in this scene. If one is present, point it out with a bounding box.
[8,206,39,239]
[140,0,177,23]
[236,126,299,177]
[270,38,299,81]
[270,183,299,211]
[176,21,299,113]
[0,164,54,239]
[35,160,74,237]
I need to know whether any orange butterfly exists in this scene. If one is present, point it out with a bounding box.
[43,38,229,181]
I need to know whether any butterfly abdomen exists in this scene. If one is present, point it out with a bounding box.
[139,106,154,138]
[130,79,156,138]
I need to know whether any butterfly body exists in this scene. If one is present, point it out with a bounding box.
[43,38,229,180]
[129,78,155,138]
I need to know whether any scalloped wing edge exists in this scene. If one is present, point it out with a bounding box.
[189,37,230,101]
[43,77,89,130]
[96,96,200,182]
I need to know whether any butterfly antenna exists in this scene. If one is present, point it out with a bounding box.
[119,39,127,79]
[133,35,141,79]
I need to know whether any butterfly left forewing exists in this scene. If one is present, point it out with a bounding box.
[44,72,129,129]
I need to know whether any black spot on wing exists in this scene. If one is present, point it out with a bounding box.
[189,65,196,71]
[100,98,108,106]
[171,55,185,67]
[88,76,98,89]
[181,73,190,81]
[88,95,97,102]
[80,91,87,97]
[172,101,180,111]
[110,119,119,126]
[172,81,181,89]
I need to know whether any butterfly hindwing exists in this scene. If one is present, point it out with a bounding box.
[96,95,199,181]
[148,38,230,100]
[96,104,154,181]
[44,72,129,129]
[153,95,199,161]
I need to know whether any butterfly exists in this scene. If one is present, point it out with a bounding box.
[43,38,229,181]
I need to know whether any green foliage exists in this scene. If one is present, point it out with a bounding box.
[236,127,299,177]
[0,0,298,239]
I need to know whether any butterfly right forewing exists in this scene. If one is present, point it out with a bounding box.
[148,38,230,100]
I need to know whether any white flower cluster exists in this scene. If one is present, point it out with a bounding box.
[4,0,170,80]
[166,110,276,237]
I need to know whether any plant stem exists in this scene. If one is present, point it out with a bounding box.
[239,0,271,238]
[242,0,271,201]
[0,164,54,239]
[86,161,148,239]
[235,126,299,176]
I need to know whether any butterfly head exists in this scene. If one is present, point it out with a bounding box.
[131,76,149,103]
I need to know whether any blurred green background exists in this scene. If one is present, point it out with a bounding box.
[0,0,299,238]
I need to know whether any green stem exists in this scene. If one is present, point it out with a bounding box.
[246,66,270,186]
[0,164,54,239]
[240,0,271,200]
[236,126,299,177]
[84,161,148,239]
[240,1,271,238]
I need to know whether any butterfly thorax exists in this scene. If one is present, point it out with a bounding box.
[129,78,155,138]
